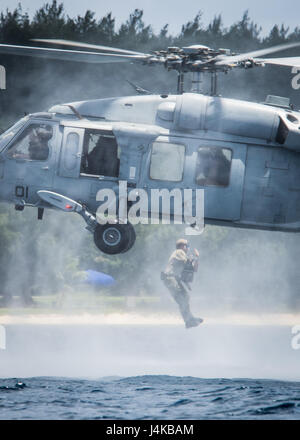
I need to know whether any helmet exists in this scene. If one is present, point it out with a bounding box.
[176,238,188,249]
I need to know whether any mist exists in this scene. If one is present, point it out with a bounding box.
[1,217,300,381]
[1,319,299,381]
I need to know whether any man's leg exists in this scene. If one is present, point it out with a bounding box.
[164,277,195,325]
[172,288,196,325]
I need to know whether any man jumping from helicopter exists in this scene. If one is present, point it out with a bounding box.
[161,238,203,329]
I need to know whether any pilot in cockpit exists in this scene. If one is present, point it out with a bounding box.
[28,128,52,161]
[8,125,52,161]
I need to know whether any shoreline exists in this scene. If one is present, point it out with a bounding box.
[1,311,300,326]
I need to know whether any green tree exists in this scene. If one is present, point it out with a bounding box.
[32,0,66,38]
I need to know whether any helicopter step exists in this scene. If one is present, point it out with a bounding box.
[37,190,136,254]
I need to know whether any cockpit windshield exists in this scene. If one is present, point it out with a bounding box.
[0,116,29,152]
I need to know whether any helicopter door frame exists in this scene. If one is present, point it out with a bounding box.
[58,127,85,178]
[142,135,246,223]
[79,128,120,180]
[1,119,58,205]
[140,135,187,222]
[192,138,247,221]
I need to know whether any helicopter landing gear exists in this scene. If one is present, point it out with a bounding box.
[121,224,136,253]
[37,190,136,254]
[93,222,136,255]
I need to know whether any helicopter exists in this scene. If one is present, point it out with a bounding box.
[1,38,300,255]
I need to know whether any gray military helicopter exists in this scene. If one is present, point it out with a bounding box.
[0,39,300,254]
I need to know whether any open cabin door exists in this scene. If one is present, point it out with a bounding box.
[57,123,125,209]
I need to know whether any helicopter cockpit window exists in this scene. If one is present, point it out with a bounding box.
[80,129,120,178]
[195,146,232,187]
[6,123,53,161]
[0,116,29,152]
[150,142,185,182]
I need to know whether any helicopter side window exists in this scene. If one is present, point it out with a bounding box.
[6,123,53,161]
[195,146,232,187]
[80,129,120,178]
[150,141,185,182]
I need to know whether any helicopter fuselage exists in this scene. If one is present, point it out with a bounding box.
[1,92,300,254]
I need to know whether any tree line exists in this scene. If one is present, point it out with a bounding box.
[1,1,300,50]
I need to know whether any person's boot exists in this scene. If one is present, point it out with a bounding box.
[185,317,203,329]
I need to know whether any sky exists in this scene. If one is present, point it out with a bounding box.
[0,0,300,37]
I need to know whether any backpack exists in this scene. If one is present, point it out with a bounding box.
[181,259,194,283]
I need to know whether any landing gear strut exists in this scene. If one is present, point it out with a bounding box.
[37,191,137,255]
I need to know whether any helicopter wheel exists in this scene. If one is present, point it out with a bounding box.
[93,223,136,255]
[121,223,136,253]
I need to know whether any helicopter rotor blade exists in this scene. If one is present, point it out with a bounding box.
[215,41,300,66]
[32,38,146,56]
[0,43,148,64]
[257,56,300,67]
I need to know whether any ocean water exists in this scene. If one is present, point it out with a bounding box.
[1,375,300,420]
[1,316,300,420]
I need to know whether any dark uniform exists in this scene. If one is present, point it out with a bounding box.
[28,140,49,160]
[87,136,119,177]
[28,127,52,161]
[162,239,203,328]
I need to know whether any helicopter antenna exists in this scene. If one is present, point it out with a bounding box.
[67,105,83,119]
[126,80,151,95]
